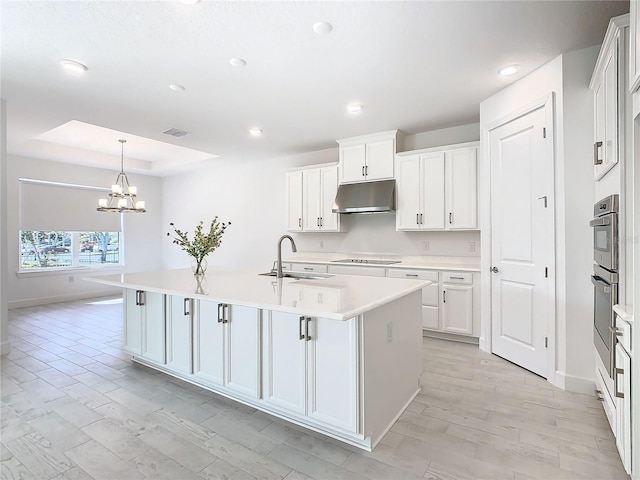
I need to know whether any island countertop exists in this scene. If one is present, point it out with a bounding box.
[85,267,430,321]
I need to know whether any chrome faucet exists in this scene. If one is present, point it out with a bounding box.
[276,235,297,278]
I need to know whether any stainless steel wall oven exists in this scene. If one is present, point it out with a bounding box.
[590,194,619,378]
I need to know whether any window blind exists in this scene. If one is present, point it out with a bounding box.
[19,178,122,232]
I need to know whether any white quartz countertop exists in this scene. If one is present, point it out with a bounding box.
[283,253,481,272]
[613,304,634,323]
[85,267,429,321]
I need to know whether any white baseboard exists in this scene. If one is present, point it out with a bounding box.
[552,370,595,395]
[0,340,11,356]
[8,288,122,310]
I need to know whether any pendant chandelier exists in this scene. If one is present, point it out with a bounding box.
[97,139,146,213]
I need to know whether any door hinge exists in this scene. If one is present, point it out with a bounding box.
[544,267,548,278]
[543,127,546,138]
[545,337,548,348]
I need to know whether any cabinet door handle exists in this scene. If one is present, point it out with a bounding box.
[299,316,305,340]
[594,389,604,401]
[416,213,420,225]
[320,217,323,227]
[449,212,453,224]
[420,213,423,224]
[365,165,368,176]
[362,166,366,177]
[298,217,302,228]
[594,141,603,165]
[224,304,230,324]
[305,317,311,341]
[218,303,224,323]
[614,367,624,398]
[317,217,320,227]
[183,298,191,316]
[135,290,142,306]
[443,290,446,303]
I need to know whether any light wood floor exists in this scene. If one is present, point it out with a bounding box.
[0,296,630,480]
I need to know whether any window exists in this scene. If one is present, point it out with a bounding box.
[19,231,121,270]
[18,178,123,272]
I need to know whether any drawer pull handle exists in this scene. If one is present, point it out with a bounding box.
[304,267,313,271]
[299,316,305,340]
[608,325,623,336]
[594,141,603,165]
[594,389,604,401]
[405,274,418,277]
[183,298,191,316]
[614,368,624,399]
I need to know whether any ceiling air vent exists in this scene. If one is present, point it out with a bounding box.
[162,128,190,138]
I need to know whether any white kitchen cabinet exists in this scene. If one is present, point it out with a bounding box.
[327,265,386,277]
[286,170,303,232]
[387,269,439,330]
[262,312,359,433]
[590,15,628,181]
[337,130,400,184]
[631,3,640,93]
[613,310,632,475]
[441,283,473,336]
[396,143,477,231]
[124,289,164,362]
[166,295,194,375]
[194,300,261,398]
[290,263,328,274]
[302,165,341,232]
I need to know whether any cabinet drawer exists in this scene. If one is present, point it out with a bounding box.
[387,269,438,282]
[291,263,328,273]
[615,315,632,353]
[441,271,473,284]
[422,305,439,330]
[328,265,386,277]
[595,365,616,435]
[422,284,439,306]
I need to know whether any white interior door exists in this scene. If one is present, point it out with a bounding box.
[489,105,552,378]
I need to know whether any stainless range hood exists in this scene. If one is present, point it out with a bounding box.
[332,179,395,214]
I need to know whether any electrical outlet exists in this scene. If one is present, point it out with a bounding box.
[423,241,429,252]
[468,242,476,253]
[319,240,324,249]
[386,322,393,342]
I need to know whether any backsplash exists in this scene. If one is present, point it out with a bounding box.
[292,213,480,257]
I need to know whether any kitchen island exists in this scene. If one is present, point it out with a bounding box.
[86,267,428,451]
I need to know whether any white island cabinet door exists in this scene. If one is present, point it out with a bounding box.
[193,300,225,387]
[124,289,143,356]
[166,295,193,374]
[441,284,473,335]
[225,305,261,398]
[141,292,165,365]
[262,311,307,415]
[307,317,359,434]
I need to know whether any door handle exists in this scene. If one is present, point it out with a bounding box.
[614,367,624,398]
[490,266,499,273]
[183,298,191,316]
[299,316,305,340]
[594,141,603,165]
[538,196,548,208]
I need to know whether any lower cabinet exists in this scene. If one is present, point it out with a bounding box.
[262,311,359,433]
[193,300,261,399]
[615,341,631,473]
[441,272,474,335]
[124,289,165,362]
[166,295,194,375]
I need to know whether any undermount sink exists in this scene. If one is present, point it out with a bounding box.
[259,271,333,280]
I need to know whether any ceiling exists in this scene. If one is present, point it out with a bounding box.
[1,0,629,176]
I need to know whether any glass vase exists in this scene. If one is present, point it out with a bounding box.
[191,258,208,276]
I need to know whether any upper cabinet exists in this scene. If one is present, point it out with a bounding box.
[286,164,342,233]
[337,130,403,184]
[630,4,640,94]
[396,142,478,231]
[590,15,629,181]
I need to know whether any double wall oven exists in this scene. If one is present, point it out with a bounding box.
[590,194,619,378]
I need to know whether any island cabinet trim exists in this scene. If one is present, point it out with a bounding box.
[120,287,422,451]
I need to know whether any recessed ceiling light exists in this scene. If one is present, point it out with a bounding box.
[59,59,88,74]
[229,58,247,67]
[313,21,333,35]
[499,65,519,76]
[249,127,263,136]
[347,103,363,113]
[169,84,186,92]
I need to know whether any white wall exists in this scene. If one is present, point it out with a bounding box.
[7,155,164,308]
[161,124,480,270]
[479,47,598,393]
[1,100,9,354]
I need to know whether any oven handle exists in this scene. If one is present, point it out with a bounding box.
[589,217,611,227]
[591,275,612,292]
